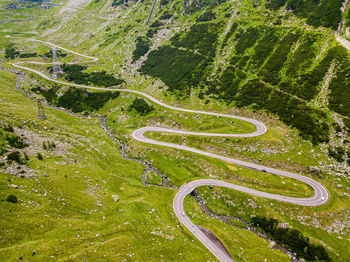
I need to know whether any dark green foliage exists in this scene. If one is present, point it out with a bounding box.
[235,80,329,144]
[333,123,342,133]
[89,71,124,87]
[251,29,278,68]
[234,27,260,55]
[327,47,350,118]
[266,0,287,10]
[37,153,43,160]
[160,0,169,7]
[328,148,344,162]
[19,52,38,58]
[140,46,206,95]
[259,31,300,85]
[6,134,28,149]
[183,0,225,14]
[3,124,14,132]
[150,20,163,28]
[344,118,350,130]
[33,85,120,113]
[285,0,343,29]
[5,42,20,59]
[172,22,223,56]
[128,98,154,115]
[57,87,120,113]
[141,22,223,95]
[251,216,278,233]
[285,34,318,78]
[7,151,23,164]
[23,152,29,161]
[290,46,338,101]
[61,64,89,84]
[217,65,240,100]
[32,86,58,103]
[6,194,18,203]
[61,64,123,87]
[222,22,238,47]
[252,216,331,261]
[43,141,55,150]
[112,0,126,6]
[345,7,350,27]
[196,10,216,22]
[160,10,172,19]
[0,125,28,157]
[132,37,151,62]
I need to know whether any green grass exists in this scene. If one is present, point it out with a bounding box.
[0,1,349,261]
[184,195,290,261]
[0,70,217,261]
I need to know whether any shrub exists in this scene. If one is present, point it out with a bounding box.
[132,37,151,62]
[252,216,331,261]
[128,98,154,115]
[57,87,120,113]
[7,151,23,164]
[6,194,17,203]
[37,153,43,160]
[196,10,216,22]
[19,52,38,58]
[328,148,343,162]
[6,134,28,149]
[3,124,14,132]
[5,42,20,59]
[61,64,123,87]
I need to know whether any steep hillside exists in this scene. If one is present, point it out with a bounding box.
[0,0,350,261]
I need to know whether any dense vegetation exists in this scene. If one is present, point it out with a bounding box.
[141,19,346,143]
[251,216,331,261]
[128,98,153,115]
[0,124,28,157]
[183,0,227,14]
[60,64,124,87]
[266,0,343,29]
[132,36,151,62]
[32,86,120,113]
[5,43,20,59]
[140,21,223,96]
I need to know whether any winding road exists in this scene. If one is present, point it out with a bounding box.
[8,36,329,262]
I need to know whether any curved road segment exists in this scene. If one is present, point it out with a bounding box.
[9,36,329,262]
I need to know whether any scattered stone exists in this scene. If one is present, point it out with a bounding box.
[112,195,119,202]
[309,166,321,174]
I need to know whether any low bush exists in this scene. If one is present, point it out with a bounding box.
[132,37,151,62]
[6,134,28,149]
[5,42,20,59]
[252,216,331,261]
[6,194,17,203]
[7,151,23,164]
[37,153,43,160]
[61,64,124,87]
[57,87,120,113]
[128,98,153,115]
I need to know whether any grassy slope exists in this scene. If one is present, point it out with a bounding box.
[0,71,217,261]
[0,0,349,261]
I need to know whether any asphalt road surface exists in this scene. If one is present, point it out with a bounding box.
[9,37,330,262]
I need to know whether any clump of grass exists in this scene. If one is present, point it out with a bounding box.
[6,194,17,203]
